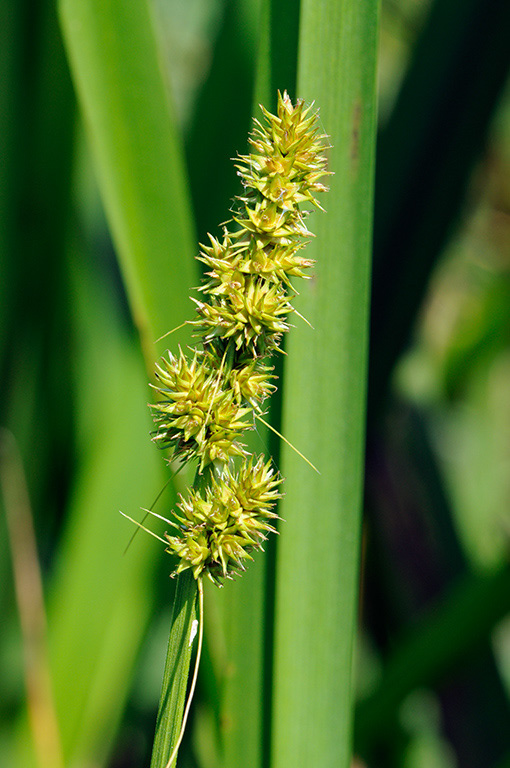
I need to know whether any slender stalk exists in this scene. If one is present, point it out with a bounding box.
[150,571,199,768]
[164,578,204,768]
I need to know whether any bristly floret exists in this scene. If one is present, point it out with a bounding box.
[193,277,293,355]
[235,91,330,213]
[150,349,251,470]
[165,457,282,585]
[199,233,314,290]
[228,357,276,409]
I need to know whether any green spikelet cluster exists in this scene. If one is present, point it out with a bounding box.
[167,457,281,586]
[150,91,329,585]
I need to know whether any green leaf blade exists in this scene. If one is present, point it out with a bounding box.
[271,2,380,766]
[58,0,197,359]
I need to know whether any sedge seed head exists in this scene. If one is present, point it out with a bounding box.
[146,92,329,584]
[165,457,282,585]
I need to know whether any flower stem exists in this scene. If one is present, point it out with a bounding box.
[164,577,204,768]
[150,570,199,768]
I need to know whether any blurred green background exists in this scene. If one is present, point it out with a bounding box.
[1,0,510,766]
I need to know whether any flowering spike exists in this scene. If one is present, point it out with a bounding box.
[145,92,329,585]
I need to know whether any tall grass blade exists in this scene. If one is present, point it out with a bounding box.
[0,4,76,760]
[271,1,380,766]
[45,252,167,767]
[9,231,169,767]
[58,0,197,361]
[216,563,267,768]
[253,0,300,110]
[185,0,259,246]
[0,430,64,768]
[57,5,201,761]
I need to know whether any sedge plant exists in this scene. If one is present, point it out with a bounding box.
[123,91,330,767]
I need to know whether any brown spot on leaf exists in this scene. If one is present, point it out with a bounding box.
[351,100,363,171]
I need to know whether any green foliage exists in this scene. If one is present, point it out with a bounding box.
[59,0,197,360]
[2,1,510,768]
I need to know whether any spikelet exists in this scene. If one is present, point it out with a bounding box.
[149,91,329,585]
[165,457,281,586]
